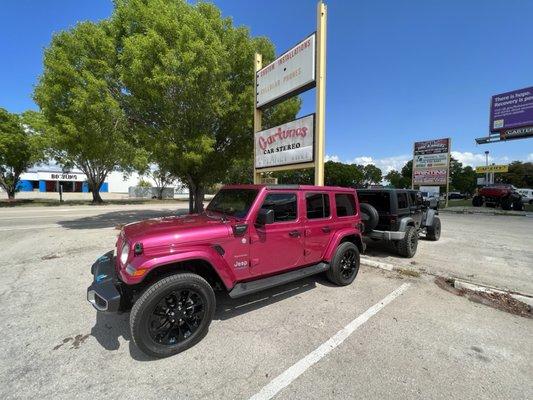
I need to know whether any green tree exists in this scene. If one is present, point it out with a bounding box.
[34,21,141,203]
[452,165,477,195]
[500,161,533,187]
[0,108,43,199]
[385,170,403,188]
[273,161,364,187]
[114,0,300,212]
[362,164,382,186]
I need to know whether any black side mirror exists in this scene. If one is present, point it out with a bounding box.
[256,208,274,226]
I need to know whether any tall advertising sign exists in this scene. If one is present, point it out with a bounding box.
[253,2,327,185]
[256,34,316,109]
[490,87,533,134]
[412,138,451,187]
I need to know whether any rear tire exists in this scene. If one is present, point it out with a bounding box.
[326,242,360,286]
[426,217,441,241]
[397,226,418,258]
[130,273,215,358]
[513,199,524,211]
[472,196,483,207]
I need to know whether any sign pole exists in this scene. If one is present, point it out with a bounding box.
[314,1,327,186]
[253,53,262,184]
[445,138,451,208]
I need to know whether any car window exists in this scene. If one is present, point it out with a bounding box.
[397,192,408,209]
[358,191,390,212]
[306,193,330,219]
[335,193,356,217]
[206,188,258,218]
[260,193,297,223]
[408,192,417,207]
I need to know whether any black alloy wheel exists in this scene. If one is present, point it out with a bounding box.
[148,289,205,345]
[339,248,358,280]
[326,242,360,286]
[130,273,215,358]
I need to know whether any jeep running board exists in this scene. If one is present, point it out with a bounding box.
[228,262,330,299]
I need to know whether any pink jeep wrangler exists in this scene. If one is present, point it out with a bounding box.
[88,184,364,357]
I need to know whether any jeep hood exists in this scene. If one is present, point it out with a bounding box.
[121,213,232,248]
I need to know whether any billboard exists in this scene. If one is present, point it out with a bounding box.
[475,165,508,174]
[255,114,315,169]
[490,87,533,132]
[256,34,316,109]
[412,138,450,186]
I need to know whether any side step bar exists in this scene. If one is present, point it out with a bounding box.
[229,262,330,299]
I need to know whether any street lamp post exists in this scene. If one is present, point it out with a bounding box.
[484,151,489,185]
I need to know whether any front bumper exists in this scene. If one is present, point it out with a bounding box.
[87,251,123,312]
[368,230,406,241]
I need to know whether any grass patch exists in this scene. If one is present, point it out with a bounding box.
[395,268,421,278]
[444,198,533,212]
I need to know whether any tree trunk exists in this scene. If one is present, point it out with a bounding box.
[194,185,205,213]
[88,179,104,203]
[188,181,195,213]
[7,188,16,200]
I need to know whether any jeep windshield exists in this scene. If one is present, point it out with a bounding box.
[206,188,258,219]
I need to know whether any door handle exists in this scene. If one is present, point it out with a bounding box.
[321,226,331,233]
[289,230,301,238]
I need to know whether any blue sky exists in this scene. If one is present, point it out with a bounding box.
[1,0,532,172]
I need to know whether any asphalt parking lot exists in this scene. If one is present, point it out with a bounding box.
[0,205,532,400]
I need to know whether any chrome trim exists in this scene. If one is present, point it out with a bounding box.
[87,290,108,311]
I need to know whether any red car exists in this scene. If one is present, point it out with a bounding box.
[87,184,364,357]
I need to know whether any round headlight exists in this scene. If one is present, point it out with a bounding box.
[120,243,130,265]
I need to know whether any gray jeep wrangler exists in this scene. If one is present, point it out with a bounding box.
[357,189,441,258]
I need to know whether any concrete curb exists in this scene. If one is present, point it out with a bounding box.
[360,256,533,307]
[439,208,532,217]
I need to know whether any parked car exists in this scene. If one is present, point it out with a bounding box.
[472,184,523,210]
[448,192,466,200]
[517,188,533,205]
[87,184,364,358]
[420,191,440,209]
[357,189,440,258]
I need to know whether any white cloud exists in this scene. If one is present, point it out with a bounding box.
[528,153,533,162]
[325,154,340,162]
[325,154,411,174]
[451,151,512,167]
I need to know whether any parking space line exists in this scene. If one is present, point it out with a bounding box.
[248,283,411,400]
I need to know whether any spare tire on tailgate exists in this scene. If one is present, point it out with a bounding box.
[360,202,379,233]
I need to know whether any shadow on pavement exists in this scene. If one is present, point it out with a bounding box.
[89,275,324,361]
[58,209,188,230]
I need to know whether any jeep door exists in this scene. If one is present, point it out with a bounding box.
[249,191,305,276]
[303,192,334,264]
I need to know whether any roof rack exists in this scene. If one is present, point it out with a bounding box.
[265,185,300,190]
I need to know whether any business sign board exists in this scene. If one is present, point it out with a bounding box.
[412,138,450,186]
[499,125,533,141]
[475,164,508,174]
[490,87,533,132]
[256,34,316,109]
[255,114,315,169]
[37,172,87,181]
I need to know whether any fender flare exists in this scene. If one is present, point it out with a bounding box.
[323,229,363,262]
[398,217,415,232]
[130,246,236,290]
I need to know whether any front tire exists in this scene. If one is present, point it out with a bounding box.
[130,273,215,358]
[397,226,418,258]
[472,196,483,207]
[326,242,360,286]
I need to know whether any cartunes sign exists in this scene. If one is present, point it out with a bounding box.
[256,34,316,109]
[255,114,315,169]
